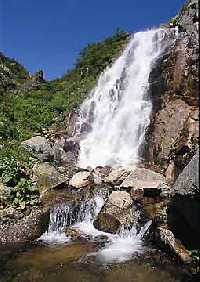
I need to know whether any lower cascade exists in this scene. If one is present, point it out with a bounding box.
[77,28,167,168]
[40,192,152,263]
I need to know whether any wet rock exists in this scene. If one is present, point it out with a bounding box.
[94,213,121,234]
[93,166,112,184]
[130,187,144,201]
[69,171,93,189]
[143,198,168,225]
[32,163,66,195]
[65,227,90,242]
[94,191,134,234]
[0,207,49,244]
[156,227,192,264]
[104,168,131,185]
[22,136,53,161]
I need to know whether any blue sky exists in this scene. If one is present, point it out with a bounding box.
[0,0,186,80]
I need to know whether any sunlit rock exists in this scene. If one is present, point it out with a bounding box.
[69,171,93,189]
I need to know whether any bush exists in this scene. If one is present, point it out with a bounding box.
[10,178,40,210]
[0,145,37,186]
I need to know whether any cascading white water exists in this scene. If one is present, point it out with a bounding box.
[40,193,151,262]
[39,202,77,244]
[77,29,167,168]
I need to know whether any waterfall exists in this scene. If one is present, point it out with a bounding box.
[77,29,167,168]
[40,28,166,262]
[39,202,79,244]
[40,193,151,262]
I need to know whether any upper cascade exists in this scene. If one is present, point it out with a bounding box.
[77,28,168,168]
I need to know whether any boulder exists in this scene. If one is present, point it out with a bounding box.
[65,227,90,242]
[22,136,53,161]
[120,168,166,197]
[168,150,200,249]
[94,213,121,234]
[172,149,199,196]
[69,171,92,189]
[0,207,49,244]
[155,227,192,264]
[32,163,66,195]
[94,191,133,234]
[104,168,131,185]
[108,191,133,208]
[93,166,112,185]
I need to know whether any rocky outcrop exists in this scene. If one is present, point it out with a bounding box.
[0,52,29,94]
[144,0,199,181]
[22,133,79,173]
[168,150,200,249]
[94,191,134,233]
[172,148,199,196]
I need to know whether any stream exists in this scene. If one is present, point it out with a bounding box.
[0,189,192,282]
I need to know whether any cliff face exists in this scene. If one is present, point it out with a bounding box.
[144,0,199,184]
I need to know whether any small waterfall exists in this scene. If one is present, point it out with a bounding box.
[77,29,167,168]
[40,192,151,262]
[40,202,79,244]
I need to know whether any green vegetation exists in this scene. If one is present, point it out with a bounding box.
[10,178,40,210]
[0,145,39,210]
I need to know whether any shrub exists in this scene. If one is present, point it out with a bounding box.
[10,178,40,210]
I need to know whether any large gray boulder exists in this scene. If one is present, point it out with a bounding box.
[120,168,167,197]
[155,227,192,264]
[168,149,200,249]
[32,163,66,195]
[173,149,199,196]
[94,191,134,234]
[22,136,53,161]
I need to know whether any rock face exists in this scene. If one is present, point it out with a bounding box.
[69,171,92,189]
[94,191,133,234]
[172,148,199,196]
[168,149,200,249]
[144,0,199,181]
[22,134,79,173]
